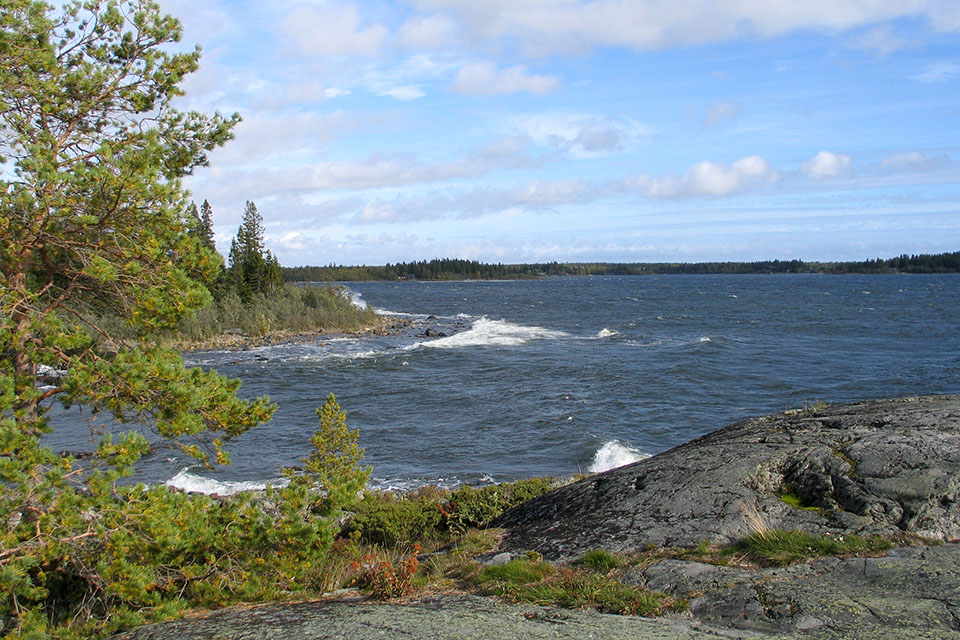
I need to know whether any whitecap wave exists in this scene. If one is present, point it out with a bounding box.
[166,469,288,496]
[588,441,649,474]
[597,328,619,338]
[422,317,568,349]
[340,287,369,310]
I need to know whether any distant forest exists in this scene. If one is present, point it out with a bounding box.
[282,251,960,282]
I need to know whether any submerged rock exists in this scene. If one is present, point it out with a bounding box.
[494,395,960,559]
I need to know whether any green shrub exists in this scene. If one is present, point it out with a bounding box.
[347,493,445,547]
[175,284,379,341]
[440,477,554,533]
[0,395,368,639]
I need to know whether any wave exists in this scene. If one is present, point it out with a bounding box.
[421,317,568,349]
[597,328,619,338]
[588,441,649,474]
[166,469,288,496]
[334,285,371,311]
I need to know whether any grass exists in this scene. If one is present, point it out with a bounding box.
[474,559,686,616]
[731,529,893,567]
[575,549,622,571]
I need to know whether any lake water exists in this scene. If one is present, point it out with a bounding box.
[45,274,960,493]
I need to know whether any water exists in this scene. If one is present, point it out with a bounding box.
[44,274,960,493]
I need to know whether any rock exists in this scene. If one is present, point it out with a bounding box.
[111,595,733,640]
[110,396,960,640]
[484,552,514,566]
[493,395,960,559]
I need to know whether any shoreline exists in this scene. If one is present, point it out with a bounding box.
[172,315,413,353]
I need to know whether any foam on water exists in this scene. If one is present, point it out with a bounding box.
[421,317,568,349]
[588,441,649,474]
[166,469,288,495]
[597,328,619,338]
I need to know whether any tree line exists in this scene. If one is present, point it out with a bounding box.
[283,252,960,282]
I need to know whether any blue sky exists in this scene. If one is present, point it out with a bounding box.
[160,0,960,265]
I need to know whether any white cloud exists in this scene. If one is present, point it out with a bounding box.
[204,110,377,166]
[356,202,398,223]
[281,4,387,57]
[881,151,949,172]
[412,0,953,56]
[702,101,742,129]
[802,151,853,179]
[349,179,593,224]
[451,62,560,95]
[911,62,960,83]
[375,85,426,101]
[846,25,912,56]
[624,155,776,198]
[398,14,459,49]
[511,114,653,157]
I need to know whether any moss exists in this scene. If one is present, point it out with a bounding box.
[833,449,859,477]
[776,484,820,511]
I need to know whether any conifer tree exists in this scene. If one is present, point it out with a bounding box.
[227,200,281,301]
[198,199,217,253]
[0,0,273,537]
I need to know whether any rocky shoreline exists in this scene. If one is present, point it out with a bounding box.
[171,316,413,353]
[115,395,960,639]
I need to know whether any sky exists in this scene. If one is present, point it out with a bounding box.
[158,0,960,266]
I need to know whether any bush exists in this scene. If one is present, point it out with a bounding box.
[351,545,422,599]
[175,284,379,341]
[0,395,368,639]
[440,477,554,533]
[346,492,445,547]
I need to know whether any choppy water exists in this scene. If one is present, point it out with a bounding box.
[45,274,960,493]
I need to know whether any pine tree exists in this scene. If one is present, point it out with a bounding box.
[0,0,275,624]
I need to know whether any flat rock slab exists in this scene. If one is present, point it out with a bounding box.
[494,395,960,559]
[112,595,741,640]
[627,544,960,638]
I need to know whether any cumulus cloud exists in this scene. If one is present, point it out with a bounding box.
[623,155,776,198]
[911,62,960,83]
[281,4,387,57]
[802,151,853,179]
[451,62,560,95]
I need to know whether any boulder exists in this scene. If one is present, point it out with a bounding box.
[494,395,960,559]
